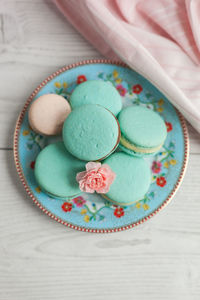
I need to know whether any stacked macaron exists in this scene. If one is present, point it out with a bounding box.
[118,105,167,156]
[29,79,167,206]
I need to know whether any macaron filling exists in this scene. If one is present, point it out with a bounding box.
[120,134,164,154]
[118,106,167,155]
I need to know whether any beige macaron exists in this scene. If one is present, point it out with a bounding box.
[28,94,71,135]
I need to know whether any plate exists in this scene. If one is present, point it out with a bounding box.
[14,59,189,233]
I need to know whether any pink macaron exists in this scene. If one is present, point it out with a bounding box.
[28,94,71,135]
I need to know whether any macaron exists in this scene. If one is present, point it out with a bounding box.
[28,94,71,135]
[70,80,122,116]
[102,152,151,206]
[118,106,167,155]
[63,104,121,161]
[34,141,85,199]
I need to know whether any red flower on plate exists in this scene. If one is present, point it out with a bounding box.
[152,161,162,174]
[116,84,127,96]
[165,122,173,132]
[156,176,167,187]
[30,161,35,169]
[72,196,86,207]
[114,207,124,218]
[132,84,143,94]
[77,75,87,84]
[61,202,72,212]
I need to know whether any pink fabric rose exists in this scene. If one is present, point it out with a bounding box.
[76,162,116,194]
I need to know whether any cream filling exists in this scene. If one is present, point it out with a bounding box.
[120,135,163,154]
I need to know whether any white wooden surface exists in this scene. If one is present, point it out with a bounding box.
[1,1,200,299]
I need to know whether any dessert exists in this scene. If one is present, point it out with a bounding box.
[34,142,85,199]
[70,80,122,116]
[28,94,71,135]
[62,104,121,161]
[118,106,167,155]
[102,152,151,206]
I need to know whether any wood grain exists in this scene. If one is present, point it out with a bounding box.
[1,1,200,300]
[0,0,102,149]
[1,152,200,300]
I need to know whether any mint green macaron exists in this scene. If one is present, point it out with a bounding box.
[70,80,122,116]
[63,104,121,161]
[34,142,85,199]
[102,152,151,206]
[118,106,167,156]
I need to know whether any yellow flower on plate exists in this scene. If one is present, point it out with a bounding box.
[135,202,141,209]
[115,78,122,84]
[63,82,68,88]
[170,159,177,165]
[163,161,169,168]
[35,186,41,193]
[158,99,164,106]
[22,130,30,136]
[81,208,87,215]
[157,107,164,113]
[143,204,150,210]
[113,70,119,78]
[54,82,61,88]
[84,215,90,222]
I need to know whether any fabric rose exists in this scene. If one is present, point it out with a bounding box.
[76,162,116,194]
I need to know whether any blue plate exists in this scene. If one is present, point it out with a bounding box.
[14,60,189,233]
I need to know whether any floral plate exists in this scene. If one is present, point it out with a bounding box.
[14,59,189,233]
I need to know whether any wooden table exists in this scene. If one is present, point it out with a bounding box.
[1,1,200,299]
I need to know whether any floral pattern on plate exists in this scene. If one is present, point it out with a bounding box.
[16,61,188,231]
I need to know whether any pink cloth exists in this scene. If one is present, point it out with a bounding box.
[54,0,200,133]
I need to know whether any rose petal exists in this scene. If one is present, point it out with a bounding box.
[96,185,110,194]
[76,162,115,194]
[107,172,116,185]
[99,165,109,173]
[86,161,101,171]
[99,165,116,184]
[99,164,113,176]
[84,185,95,193]
[76,171,87,182]
[79,180,95,193]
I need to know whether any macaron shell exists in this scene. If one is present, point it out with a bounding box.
[34,142,85,199]
[102,194,139,206]
[45,191,81,200]
[28,94,71,135]
[70,80,122,116]
[103,152,151,205]
[63,104,120,161]
[118,106,167,149]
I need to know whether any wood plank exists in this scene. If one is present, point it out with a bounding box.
[0,151,200,300]
[0,0,99,63]
[0,1,200,298]
[0,0,101,149]
[187,123,200,154]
